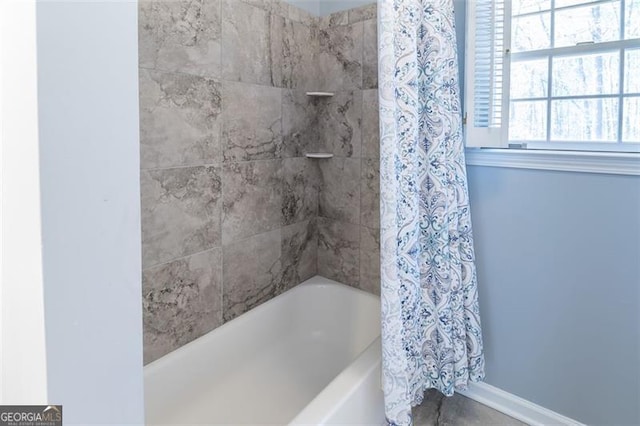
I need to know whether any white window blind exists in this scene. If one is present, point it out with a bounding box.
[465,0,511,147]
[464,0,640,152]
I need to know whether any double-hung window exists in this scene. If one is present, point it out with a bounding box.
[465,0,640,153]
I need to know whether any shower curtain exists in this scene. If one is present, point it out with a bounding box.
[378,0,485,424]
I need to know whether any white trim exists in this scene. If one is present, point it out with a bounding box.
[465,148,640,175]
[510,37,640,61]
[459,382,586,426]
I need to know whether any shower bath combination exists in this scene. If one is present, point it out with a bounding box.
[139,0,383,422]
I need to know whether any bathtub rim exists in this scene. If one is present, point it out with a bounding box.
[289,336,383,425]
[144,275,380,374]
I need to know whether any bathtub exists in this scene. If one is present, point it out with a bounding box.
[144,275,384,425]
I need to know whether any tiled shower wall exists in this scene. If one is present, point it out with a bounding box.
[139,0,379,364]
[312,5,380,293]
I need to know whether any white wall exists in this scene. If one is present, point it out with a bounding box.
[36,1,144,424]
[0,0,48,404]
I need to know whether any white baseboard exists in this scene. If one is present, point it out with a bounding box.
[458,382,585,426]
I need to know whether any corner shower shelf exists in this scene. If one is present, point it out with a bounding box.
[305,92,335,97]
[305,153,334,159]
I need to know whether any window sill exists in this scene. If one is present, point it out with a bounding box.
[464,148,640,176]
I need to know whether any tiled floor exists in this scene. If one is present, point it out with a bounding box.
[413,390,528,426]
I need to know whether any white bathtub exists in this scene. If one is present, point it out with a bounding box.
[144,276,384,425]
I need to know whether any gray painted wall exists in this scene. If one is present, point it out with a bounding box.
[36,2,145,424]
[467,166,640,425]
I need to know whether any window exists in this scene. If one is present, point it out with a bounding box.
[465,0,640,152]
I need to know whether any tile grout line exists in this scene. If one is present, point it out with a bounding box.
[142,246,221,272]
[219,0,226,324]
[358,86,365,290]
[140,155,322,172]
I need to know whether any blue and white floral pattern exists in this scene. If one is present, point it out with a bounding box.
[378,0,485,424]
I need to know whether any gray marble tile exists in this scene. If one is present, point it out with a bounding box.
[222,159,283,243]
[287,3,317,25]
[362,89,380,158]
[316,22,364,91]
[239,0,289,17]
[141,166,222,267]
[317,218,360,287]
[271,0,291,17]
[143,248,222,364]
[319,10,348,29]
[282,89,320,157]
[221,0,277,85]
[317,90,362,157]
[348,3,377,24]
[359,226,380,295]
[277,17,319,89]
[282,158,320,225]
[363,19,378,89]
[360,158,380,228]
[139,69,222,169]
[270,13,287,89]
[318,158,361,224]
[222,82,282,162]
[139,0,221,78]
[222,229,283,321]
[412,390,529,426]
[281,219,317,289]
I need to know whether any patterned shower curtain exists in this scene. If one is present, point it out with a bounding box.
[378,0,485,424]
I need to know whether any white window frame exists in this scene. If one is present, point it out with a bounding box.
[463,0,640,175]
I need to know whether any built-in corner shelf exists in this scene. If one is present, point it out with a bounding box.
[305,153,334,159]
[305,92,334,97]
